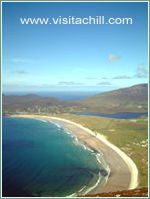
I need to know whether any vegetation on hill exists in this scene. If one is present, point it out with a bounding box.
[2,84,148,114]
[2,94,82,114]
[76,84,148,113]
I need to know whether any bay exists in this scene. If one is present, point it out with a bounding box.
[2,117,108,197]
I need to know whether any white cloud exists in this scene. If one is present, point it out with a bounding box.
[11,70,28,74]
[113,75,131,79]
[101,77,108,79]
[108,54,121,63]
[11,58,31,63]
[58,81,83,86]
[86,77,98,80]
[135,64,148,78]
[97,82,111,86]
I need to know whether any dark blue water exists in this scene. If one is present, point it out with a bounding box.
[2,117,108,197]
[75,112,148,119]
[4,91,100,101]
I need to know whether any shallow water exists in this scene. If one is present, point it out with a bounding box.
[2,117,108,197]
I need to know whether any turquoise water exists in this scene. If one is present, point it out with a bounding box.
[2,117,108,197]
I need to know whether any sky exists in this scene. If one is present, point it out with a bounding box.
[2,2,148,92]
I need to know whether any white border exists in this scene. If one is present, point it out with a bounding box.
[1,1,149,198]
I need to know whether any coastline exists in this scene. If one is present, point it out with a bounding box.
[8,114,138,195]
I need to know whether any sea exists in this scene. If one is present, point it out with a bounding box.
[2,117,109,197]
[4,91,100,101]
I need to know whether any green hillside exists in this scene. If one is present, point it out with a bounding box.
[77,84,148,113]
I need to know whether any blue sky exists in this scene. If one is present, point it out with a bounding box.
[2,2,148,92]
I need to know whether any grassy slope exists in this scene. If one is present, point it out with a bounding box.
[52,114,148,188]
[76,84,148,113]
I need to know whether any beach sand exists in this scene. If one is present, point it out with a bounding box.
[9,114,138,195]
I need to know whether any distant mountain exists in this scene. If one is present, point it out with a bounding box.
[2,94,81,114]
[2,94,41,104]
[77,84,148,113]
[2,84,148,114]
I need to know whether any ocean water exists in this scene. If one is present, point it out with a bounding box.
[76,112,148,119]
[4,91,100,101]
[2,117,108,197]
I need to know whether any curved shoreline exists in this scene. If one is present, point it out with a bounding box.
[48,117,139,191]
[9,114,138,195]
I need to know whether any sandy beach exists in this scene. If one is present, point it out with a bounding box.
[9,114,138,195]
